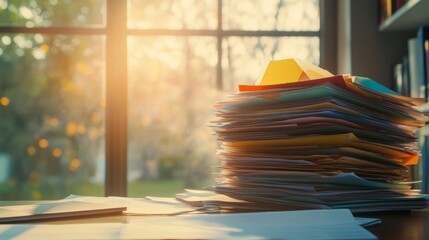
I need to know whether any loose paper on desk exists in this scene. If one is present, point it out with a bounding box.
[0,200,126,223]
[65,195,199,215]
[0,209,377,240]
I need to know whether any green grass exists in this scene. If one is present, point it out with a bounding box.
[71,179,188,198]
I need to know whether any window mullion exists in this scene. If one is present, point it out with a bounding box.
[105,0,128,196]
[217,0,223,90]
[319,0,337,72]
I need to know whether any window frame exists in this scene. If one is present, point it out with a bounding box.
[0,0,335,197]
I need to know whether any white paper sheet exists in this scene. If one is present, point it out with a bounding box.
[65,195,197,215]
[0,209,377,239]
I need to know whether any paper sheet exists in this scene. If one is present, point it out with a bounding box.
[256,59,333,85]
[127,209,377,240]
[64,195,198,215]
[0,204,379,240]
[0,200,126,223]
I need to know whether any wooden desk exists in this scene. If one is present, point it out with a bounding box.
[1,201,429,240]
[56,209,429,240]
[357,209,429,240]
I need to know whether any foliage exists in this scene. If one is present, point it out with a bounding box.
[158,155,184,179]
[0,0,104,199]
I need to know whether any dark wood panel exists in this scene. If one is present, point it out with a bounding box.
[357,209,429,240]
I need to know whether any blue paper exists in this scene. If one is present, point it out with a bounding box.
[354,77,400,95]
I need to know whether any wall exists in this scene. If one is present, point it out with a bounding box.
[337,0,414,88]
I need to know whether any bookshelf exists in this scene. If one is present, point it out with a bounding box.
[379,0,429,194]
[379,0,429,114]
[379,0,429,32]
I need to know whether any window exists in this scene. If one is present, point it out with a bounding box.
[0,0,326,200]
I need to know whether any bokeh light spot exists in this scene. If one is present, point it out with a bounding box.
[52,148,62,158]
[27,146,36,156]
[0,96,10,106]
[69,158,81,172]
[38,138,49,149]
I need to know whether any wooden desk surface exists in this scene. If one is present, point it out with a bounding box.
[1,201,428,240]
[45,209,429,240]
[357,209,429,240]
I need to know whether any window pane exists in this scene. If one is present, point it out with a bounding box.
[222,37,319,91]
[0,34,105,200]
[128,36,218,197]
[128,0,217,29]
[223,0,319,31]
[0,0,105,27]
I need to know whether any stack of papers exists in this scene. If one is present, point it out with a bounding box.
[177,59,429,212]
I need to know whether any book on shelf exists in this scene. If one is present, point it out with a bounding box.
[378,0,408,25]
[393,26,429,101]
[407,38,424,98]
[402,55,411,96]
[401,27,429,101]
[394,63,404,95]
[417,26,429,101]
